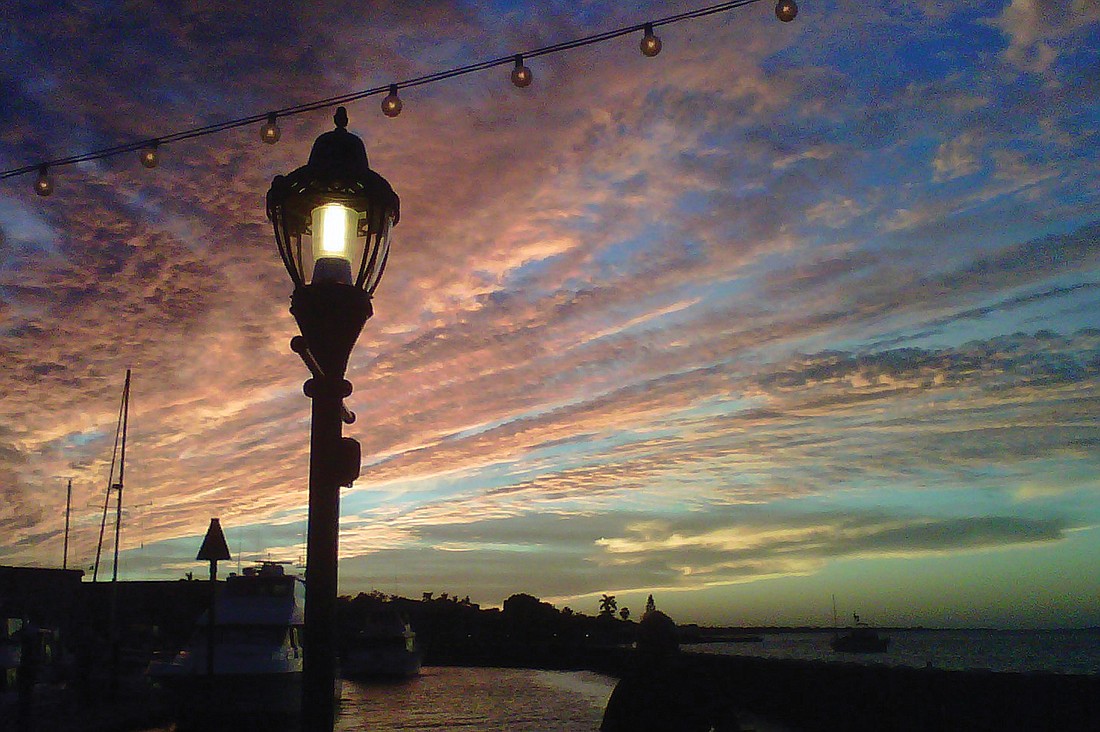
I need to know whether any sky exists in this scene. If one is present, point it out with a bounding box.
[1,0,1098,629]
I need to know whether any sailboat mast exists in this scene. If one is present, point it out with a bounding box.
[63,478,72,570]
[107,369,130,700]
[111,369,131,584]
[92,370,129,582]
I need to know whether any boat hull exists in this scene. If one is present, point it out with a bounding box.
[341,611,422,679]
[146,563,310,730]
[831,634,890,653]
[341,648,422,679]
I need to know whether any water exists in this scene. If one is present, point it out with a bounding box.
[686,628,1100,674]
[136,632,1097,730]
[335,667,616,731]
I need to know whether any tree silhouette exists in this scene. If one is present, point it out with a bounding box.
[599,594,618,618]
[619,607,630,621]
[645,594,656,616]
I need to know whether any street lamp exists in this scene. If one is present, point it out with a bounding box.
[267,106,399,732]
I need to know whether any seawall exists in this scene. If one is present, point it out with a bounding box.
[583,649,1099,732]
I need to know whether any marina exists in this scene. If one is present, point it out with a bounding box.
[3,1,1100,730]
[3,617,1099,730]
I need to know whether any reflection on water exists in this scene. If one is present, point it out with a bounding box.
[336,667,616,731]
[138,668,614,731]
[131,633,1099,731]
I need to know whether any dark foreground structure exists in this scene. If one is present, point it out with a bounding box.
[3,640,1097,731]
[4,573,1097,731]
[586,648,1099,732]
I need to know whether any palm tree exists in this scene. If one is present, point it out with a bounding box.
[598,594,618,618]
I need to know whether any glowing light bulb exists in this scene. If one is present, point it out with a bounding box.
[775,0,798,22]
[140,143,159,169]
[640,23,662,57]
[382,85,403,118]
[511,55,532,88]
[261,113,281,144]
[35,166,53,197]
[320,204,349,254]
[310,203,358,284]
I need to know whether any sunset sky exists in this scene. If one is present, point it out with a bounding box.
[2,0,1098,629]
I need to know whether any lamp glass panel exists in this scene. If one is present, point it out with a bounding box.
[309,203,364,285]
[362,216,394,294]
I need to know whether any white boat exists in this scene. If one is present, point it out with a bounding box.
[148,562,305,726]
[341,609,421,679]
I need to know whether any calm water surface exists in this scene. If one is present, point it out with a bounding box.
[687,628,1100,674]
[141,632,1097,730]
[336,667,616,731]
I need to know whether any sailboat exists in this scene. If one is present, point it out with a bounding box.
[830,597,889,653]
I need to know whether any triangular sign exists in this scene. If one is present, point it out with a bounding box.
[196,518,231,562]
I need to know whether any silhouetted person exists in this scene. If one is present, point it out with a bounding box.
[601,610,740,731]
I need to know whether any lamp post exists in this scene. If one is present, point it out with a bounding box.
[267,107,399,732]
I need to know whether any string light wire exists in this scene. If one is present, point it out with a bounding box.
[1,0,789,185]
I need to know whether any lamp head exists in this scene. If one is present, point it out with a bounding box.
[267,107,400,293]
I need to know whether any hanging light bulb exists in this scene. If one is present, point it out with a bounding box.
[261,113,281,144]
[140,142,159,169]
[381,84,403,118]
[511,55,533,88]
[775,0,798,22]
[640,23,662,57]
[34,165,53,197]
